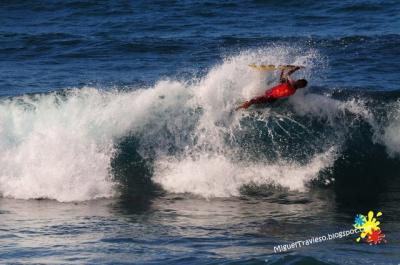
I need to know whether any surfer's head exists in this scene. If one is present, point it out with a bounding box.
[295,79,308,89]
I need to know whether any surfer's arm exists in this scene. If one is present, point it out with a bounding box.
[279,69,286,82]
[280,66,302,83]
[288,66,302,75]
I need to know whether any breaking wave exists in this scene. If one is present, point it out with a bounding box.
[0,46,399,201]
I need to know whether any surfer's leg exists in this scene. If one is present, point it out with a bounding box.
[236,96,274,110]
[249,96,269,105]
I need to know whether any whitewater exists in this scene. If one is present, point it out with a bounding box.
[0,46,398,202]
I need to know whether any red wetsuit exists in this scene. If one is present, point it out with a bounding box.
[248,81,296,105]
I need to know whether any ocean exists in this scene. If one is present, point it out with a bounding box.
[0,0,399,264]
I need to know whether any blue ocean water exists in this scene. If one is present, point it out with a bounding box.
[0,0,400,264]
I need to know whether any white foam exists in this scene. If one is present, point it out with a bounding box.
[154,148,337,198]
[0,82,191,202]
[154,47,338,196]
[379,100,400,157]
[0,46,346,201]
[288,88,374,124]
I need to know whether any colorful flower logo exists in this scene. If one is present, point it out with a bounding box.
[353,211,386,244]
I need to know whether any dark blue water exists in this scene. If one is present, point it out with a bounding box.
[1,1,400,264]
